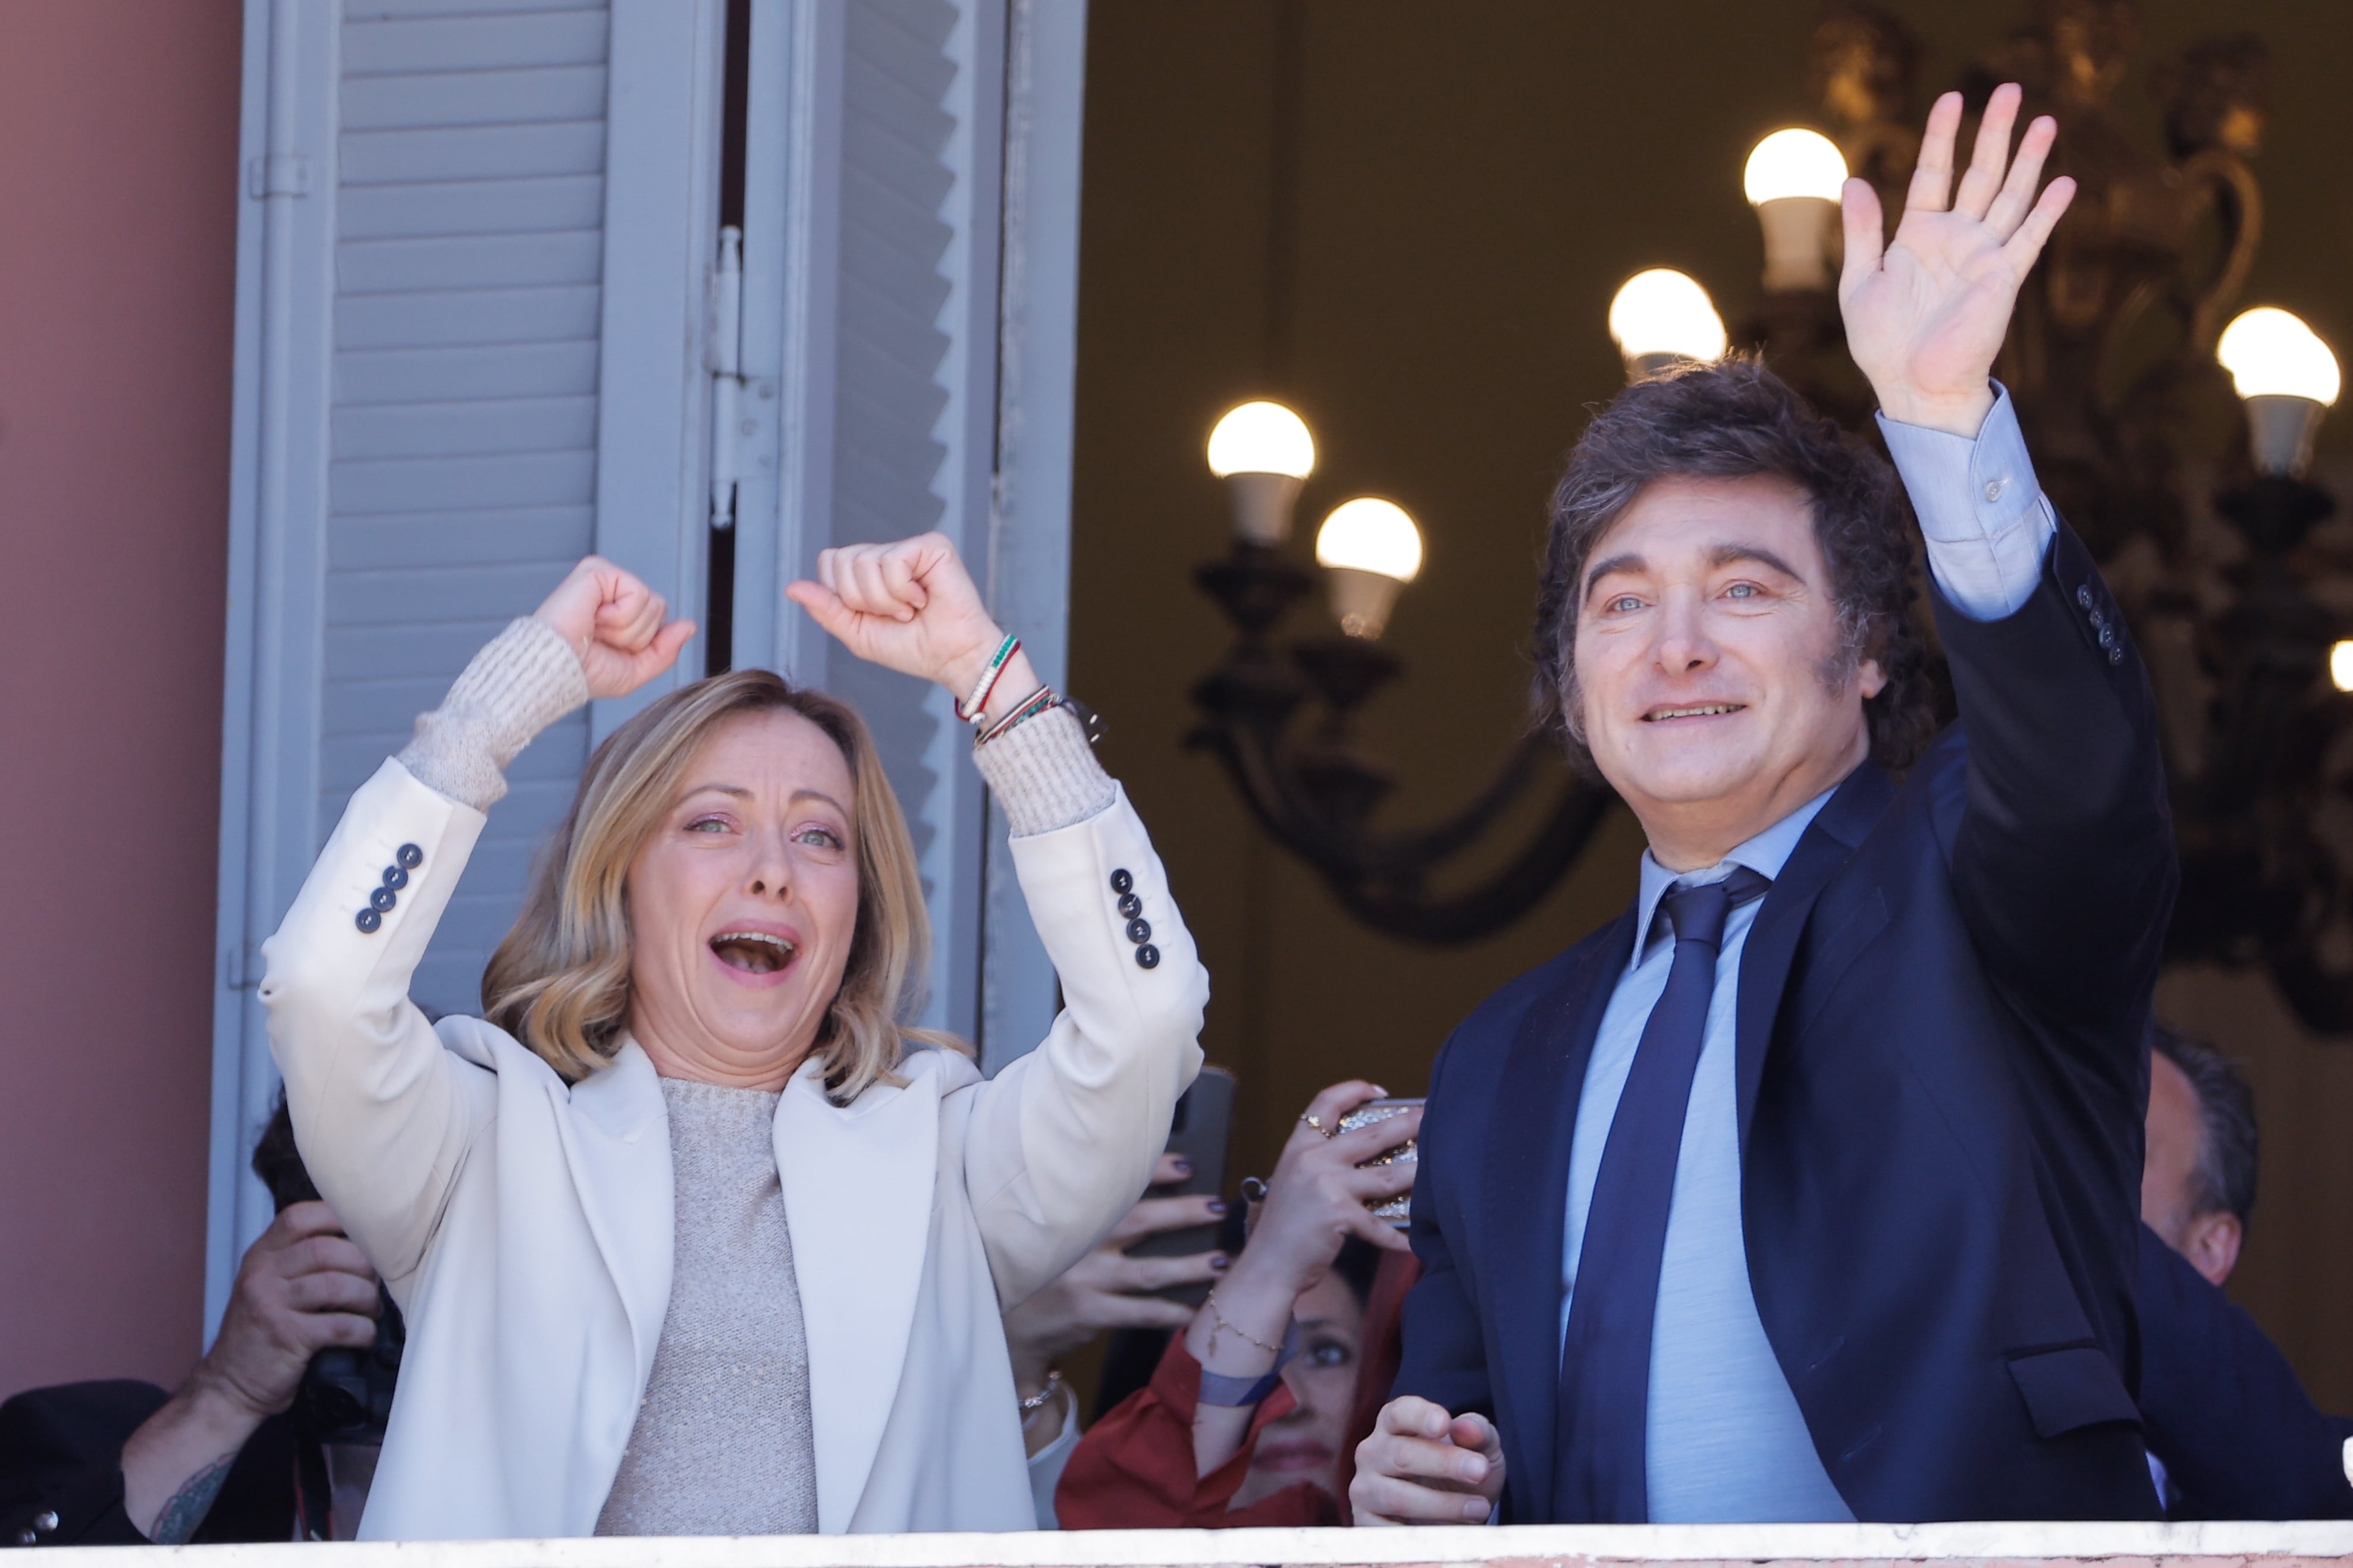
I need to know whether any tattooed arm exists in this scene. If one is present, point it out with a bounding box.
[121,1202,378,1541]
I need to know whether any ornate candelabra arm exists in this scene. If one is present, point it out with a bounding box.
[1332,779,1620,945]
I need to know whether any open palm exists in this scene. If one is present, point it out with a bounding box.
[1840,84,2075,436]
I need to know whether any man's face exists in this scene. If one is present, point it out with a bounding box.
[1572,475,1884,864]
[2142,1053,2243,1286]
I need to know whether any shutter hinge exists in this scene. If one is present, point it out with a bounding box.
[708,226,746,531]
[223,942,263,991]
[706,227,776,531]
[246,155,313,200]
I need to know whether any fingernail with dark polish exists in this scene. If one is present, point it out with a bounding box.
[1171,1157,1193,1175]
[1206,1199,1227,1215]
[1210,1254,1231,1270]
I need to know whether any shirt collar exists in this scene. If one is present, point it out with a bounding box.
[1630,783,1840,967]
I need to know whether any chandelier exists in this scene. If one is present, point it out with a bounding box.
[1188,0,2353,1034]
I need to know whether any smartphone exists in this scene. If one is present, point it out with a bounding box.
[1126,1066,1234,1305]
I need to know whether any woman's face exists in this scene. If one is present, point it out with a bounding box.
[623,708,863,1089]
[1231,1271,1366,1511]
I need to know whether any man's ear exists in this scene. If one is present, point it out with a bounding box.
[2183,1211,2244,1287]
[1856,656,1888,700]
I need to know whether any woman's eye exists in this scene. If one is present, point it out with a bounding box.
[1724,582,1760,599]
[686,816,729,834]
[793,827,845,850]
[1305,1337,1353,1369]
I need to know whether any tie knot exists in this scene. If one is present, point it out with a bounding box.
[1658,865,1771,952]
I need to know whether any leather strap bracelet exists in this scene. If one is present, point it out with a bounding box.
[1196,1317,1301,1408]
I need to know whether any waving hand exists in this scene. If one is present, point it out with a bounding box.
[1840,83,2075,437]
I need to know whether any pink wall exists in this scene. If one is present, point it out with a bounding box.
[0,2,244,1398]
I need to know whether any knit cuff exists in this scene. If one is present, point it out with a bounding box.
[397,617,590,811]
[972,705,1115,837]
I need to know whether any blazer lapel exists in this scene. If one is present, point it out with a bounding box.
[1733,763,1896,1150]
[775,1055,940,1534]
[1483,912,1634,1525]
[557,1041,675,1391]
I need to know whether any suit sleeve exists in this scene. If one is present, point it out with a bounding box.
[258,760,496,1293]
[1930,514,2176,1029]
[958,785,1209,1309]
[2136,1226,2353,1520]
[1391,1029,1496,1424]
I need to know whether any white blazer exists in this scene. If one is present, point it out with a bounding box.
[260,759,1207,1540]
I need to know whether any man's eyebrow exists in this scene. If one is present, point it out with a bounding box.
[1711,543,1808,582]
[1583,552,1646,597]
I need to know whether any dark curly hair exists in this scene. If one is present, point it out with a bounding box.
[1532,356,1935,776]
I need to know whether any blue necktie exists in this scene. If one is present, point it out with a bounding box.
[1552,866,1772,1523]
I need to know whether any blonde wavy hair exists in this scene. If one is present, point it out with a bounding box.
[482,668,958,1101]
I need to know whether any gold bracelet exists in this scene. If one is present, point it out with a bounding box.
[1204,1287,1286,1361]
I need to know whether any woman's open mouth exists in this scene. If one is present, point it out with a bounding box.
[710,930,798,975]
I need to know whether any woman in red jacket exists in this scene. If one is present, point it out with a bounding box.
[1057,1082,1419,1528]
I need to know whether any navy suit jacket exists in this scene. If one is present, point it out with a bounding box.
[1395,523,2177,1523]
[2135,1224,2353,1520]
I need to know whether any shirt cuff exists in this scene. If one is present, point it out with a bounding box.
[971,705,1116,837]
[1877,382,2056,621]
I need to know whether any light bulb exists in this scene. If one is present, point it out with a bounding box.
[1316,498,1423,582]
[1608,269,1727,377]
[1207,400,1316,478]
[1743,128,1849,205]
[2218,309,2341,404]
[2332,640,2353,693]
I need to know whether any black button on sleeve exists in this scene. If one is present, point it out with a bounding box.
[397,843,425,869]
[382,865,409,890]
[369,887,399,913]
[1134,942,1160,970]
[1125,917,1152,945]
[356,907,382,934]
[1109,868,1133,895]
[1116,892,1142,920]
[2076,586,2094,609]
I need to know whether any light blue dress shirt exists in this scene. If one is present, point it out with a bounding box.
[1558,386,2056,1522]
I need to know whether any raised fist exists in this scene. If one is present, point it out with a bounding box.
[531,555,697,700]
[786,533,1037,719]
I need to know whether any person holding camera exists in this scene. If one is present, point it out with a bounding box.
[1054,1081,1419,1528]
[0,1102,386,1545]
[261,536,1207,1538]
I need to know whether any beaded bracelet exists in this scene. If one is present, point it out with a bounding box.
[954,634,1022,724]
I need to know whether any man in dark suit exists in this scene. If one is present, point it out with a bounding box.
[2135,1027,2352,1519]
[1352,84,2174,1525]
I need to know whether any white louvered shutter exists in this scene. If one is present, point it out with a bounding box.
[211,0,722,1321]
[330,3,613,1011]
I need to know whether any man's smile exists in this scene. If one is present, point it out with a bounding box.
[1642,702,1749,722]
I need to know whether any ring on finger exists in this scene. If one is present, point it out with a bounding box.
[1300,1112,1333,1139]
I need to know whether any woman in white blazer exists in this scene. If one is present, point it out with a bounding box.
[259,534,1208,1539]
